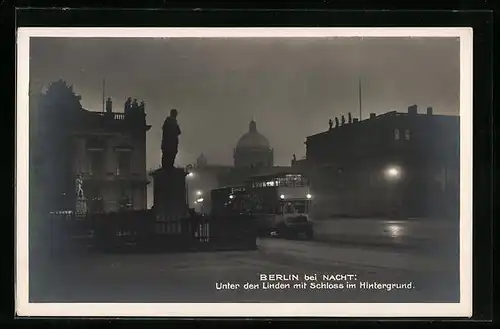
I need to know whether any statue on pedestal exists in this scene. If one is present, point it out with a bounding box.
[75,174,87,216]
[161,109,181,169]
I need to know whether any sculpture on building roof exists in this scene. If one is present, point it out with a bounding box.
[106,97,112,113]
[132,98,139,110]
[335,117,339,128]
[124,97,132,114]
[328,118,333,130]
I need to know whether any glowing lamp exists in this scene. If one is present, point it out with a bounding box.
[280,194,285,200]
[385,166,401,180]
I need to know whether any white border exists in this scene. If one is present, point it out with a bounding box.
[15,27,473,318]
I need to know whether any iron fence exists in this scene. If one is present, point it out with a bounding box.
[45,210,258,254]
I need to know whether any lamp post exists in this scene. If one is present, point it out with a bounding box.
[185,165,194,208]
[195,197,204,214]
[384,165,402,218]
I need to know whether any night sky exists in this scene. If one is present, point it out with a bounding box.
[29,37,460,170]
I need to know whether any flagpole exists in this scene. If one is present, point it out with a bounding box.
[102,79,106,112]
[358,78,362,121]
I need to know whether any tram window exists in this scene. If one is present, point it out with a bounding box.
[284,203,295,214]
[295,203,306,213]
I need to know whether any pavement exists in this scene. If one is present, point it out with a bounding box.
[310,218,459,254]
[29,235,460,304]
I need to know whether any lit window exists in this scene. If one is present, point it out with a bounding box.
[394,128,400,140]
[404,129,411,140]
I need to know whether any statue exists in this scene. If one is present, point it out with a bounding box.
[105,97,112,113]
[341,115,346,126]
[335,117,339,128]
[161,109,181,169]
[124,97,132,114]
[139,101,145,112]
[132,98,139,111]
[328,118,333,130]
[348,112,352,124]
[75,174,84,199]
[75,174,87,216]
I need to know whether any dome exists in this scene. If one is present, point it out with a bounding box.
[236,120,270,150]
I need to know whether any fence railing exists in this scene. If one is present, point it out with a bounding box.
[45,210,258,254]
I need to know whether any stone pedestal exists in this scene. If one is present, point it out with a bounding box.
[151,167,188,220]
[75,196,88,218]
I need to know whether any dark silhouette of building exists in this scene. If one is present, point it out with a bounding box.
[216,119,296,189]
[301,105,459,219]
[234,120,274,168]
[32,79,151,214]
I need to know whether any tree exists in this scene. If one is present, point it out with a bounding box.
[35,80,83,213]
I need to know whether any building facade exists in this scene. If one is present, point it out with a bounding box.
[301,105,459,219]
[33,80,151,214]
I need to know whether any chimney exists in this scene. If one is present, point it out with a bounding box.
[426,106,433,115]
[408,104,418,115]
[105,97,112,113]
[369,113,376,119]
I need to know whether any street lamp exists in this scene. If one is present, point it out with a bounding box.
[186,169,195,208]
[196,197,205,214]
[385,165,401,180]
[280,194,285,200]
[196,190,203,196]
[384,165,402,218]
[306,193,312,199]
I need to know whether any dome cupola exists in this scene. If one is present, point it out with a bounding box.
[236,120,270,150]
[234,120,273,168]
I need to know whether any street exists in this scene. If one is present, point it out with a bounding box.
[29,233,460,303]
